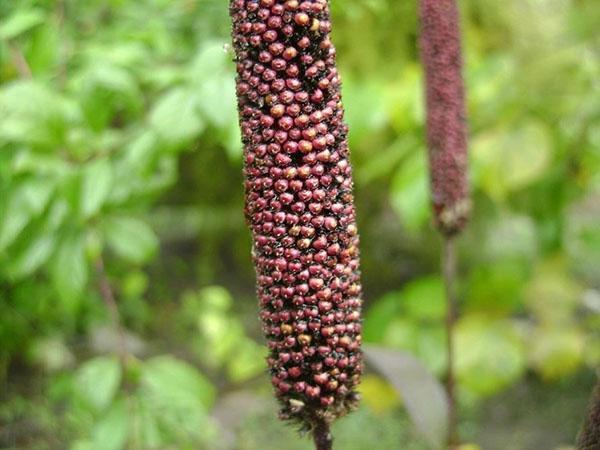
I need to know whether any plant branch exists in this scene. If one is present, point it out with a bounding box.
[442,236,459,448]
[8,43,32,79]
[312,419,333,450]
[55,0,68,87]
[95,257,128,364]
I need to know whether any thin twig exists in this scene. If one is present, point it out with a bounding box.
[8,43,32,79]
[312,419,333,450]
[95,258,128,365]
[54,0,68,87]
[442,236,459,448]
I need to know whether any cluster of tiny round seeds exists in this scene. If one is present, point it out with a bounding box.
[230,0,363,427]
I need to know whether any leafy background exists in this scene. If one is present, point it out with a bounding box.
[0,0,599,449]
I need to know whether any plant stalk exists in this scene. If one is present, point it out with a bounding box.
[8,43,32,79]
[442,237,459,448]
[313,419,333,450]
[95,257,128,365]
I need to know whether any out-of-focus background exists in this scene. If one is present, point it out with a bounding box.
[0,0,599,449]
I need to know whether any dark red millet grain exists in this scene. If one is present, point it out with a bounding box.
[419,0,471,235]
[229,0,362,431]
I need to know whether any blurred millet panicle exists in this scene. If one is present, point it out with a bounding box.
[229,0,363,431]
[419,0,471,235]
[577,380,600,449]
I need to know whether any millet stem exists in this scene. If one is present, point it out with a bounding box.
[8,43,32,79]
[313,418,333,450]
[442,236,459,448]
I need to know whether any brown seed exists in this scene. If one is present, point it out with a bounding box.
[285,0,299,10]
[298,140,313,153]
[309,278,324,290]
[270,104,285,118]
[298,334,312,346]
[294,12,310,26]
[283,47,298,60]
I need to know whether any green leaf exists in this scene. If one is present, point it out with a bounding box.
[0,80,79,148]
[528,327,585,381]
[483,214,538,261]
[75,356,122,412]
[51,231,89,307]
[196,76,237,128]
[364,277,445,344]
[191,41,230,83]
[390,150,430,232]
[381,319,447,377]
[524,259,580,324]
[149,88,204,145]
[81,158,113,219]
[4,233,55,279]
[0,9,45,40]
[27,337,74,372]
[103,216,158,264]
[82,64,138,97]
[0,179,55,251]
[363,291,403,343]
[402,276,445,321]
[465,262,528,314]
[181,287,265,381]
[130,398,162,448]
[358,375,401,414]
[199,285,232,311]
[141,356,215,410]
[71,440,94,450]
[357,136,416,185]
[121,270,148,299]
[140,355,216,442]
[472,120,552,200]
[385,64,424,132]
[11,150,71,177]
[455,316,526,396]
[364,345,448,449]
[27,23,59,75]
[220,120,243,161]
[77,64,142,131]
[226,340,265,383]
[342,76,388,145]
[45,199,69,231]
[380,319,418,351]
[0,199,30,253]
[91,399,129,450]
[197,309,238,368]
[118,131,158,172]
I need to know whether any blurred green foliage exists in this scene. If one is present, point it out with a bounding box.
[0,0,599,448]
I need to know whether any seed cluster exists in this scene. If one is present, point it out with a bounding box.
[229,0,363,428]
[419,0,470,236]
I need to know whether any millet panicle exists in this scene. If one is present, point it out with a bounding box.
[419,0,471,235]
[577,380,600,449]
[229,0,363,432]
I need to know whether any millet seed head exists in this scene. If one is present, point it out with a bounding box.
[419,0,471,236]
[230,0,363,430]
